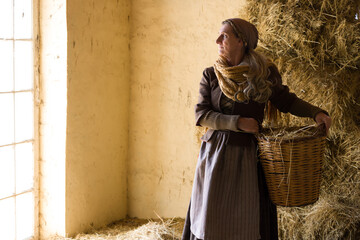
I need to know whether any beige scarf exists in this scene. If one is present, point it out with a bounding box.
[213,55,251,102]
[214,55,280,122]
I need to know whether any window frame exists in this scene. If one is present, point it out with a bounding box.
[0,0,39,238]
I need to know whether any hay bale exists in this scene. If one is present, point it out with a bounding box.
[244,0,360,239]
[247,0,360,74]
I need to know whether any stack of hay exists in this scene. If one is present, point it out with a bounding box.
[244,0,360,239]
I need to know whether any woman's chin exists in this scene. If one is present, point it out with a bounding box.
[218,53,228,60]
[218,51,226,57]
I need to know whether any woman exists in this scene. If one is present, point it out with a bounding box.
[182,18,332,240]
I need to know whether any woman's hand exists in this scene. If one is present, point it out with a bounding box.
[237,117,259,133]
[315,112,332,134]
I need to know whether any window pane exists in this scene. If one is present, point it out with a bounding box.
[15,41,33,91]
[0,0,13,39]
[14,0,32,39]
[15,142,33,193]
[0,146,15,199]
[0,197,16,240]
[16,192,34,240]
[0,40,14,92]
[15,92,33,142]
[0,93,15,146]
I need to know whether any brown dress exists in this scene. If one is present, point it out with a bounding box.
[182,65,325,240]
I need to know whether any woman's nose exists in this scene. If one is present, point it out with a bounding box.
[216,35,222,44]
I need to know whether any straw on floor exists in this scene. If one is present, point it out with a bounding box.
[49,218,184,240]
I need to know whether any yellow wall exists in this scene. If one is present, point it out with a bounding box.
[40,0,247,237]
[40,0,130,237]
[128,0,246,218]
[65,0,130,236]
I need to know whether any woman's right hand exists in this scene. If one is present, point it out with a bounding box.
[237,117,259,133]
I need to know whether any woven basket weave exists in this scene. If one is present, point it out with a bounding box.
[257,125,326,207]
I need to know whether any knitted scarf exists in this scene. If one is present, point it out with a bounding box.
[213,55,280,122]
[214,55,250,103]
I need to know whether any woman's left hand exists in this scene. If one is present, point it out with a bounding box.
[315,112,332,135]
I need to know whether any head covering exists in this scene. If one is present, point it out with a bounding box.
[222,18,259,50]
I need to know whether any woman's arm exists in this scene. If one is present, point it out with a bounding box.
[195,68,243,132]
[289,98,331,133]
[269,65,331,133]
[199,110,259,133]
[195,68,259,133]
[198,110,242,132]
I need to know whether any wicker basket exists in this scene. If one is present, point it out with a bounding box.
[257,125,326,207]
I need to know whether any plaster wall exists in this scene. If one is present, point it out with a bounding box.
[39,0,67,238]
[128,0,246,218]
[39,0,246,236]
[65,0,130,235]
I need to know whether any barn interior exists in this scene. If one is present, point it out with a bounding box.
[0,0,359,239]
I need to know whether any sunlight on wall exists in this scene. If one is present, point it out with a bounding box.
[39,0,67,238]
[128,0,247,218]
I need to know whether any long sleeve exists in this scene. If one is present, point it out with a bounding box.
[195,68,242,132]
[289,98,328,120]
[198,110,241,132]
[268,65,327,119]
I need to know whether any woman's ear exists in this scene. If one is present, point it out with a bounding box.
[239,41,247,51]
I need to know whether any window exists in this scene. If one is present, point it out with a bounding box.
[0,0,36,239]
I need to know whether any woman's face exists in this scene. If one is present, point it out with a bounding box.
[216,23,245,65]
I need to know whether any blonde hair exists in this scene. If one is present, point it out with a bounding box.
[242,49,273,103]
[243,49,279,122]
